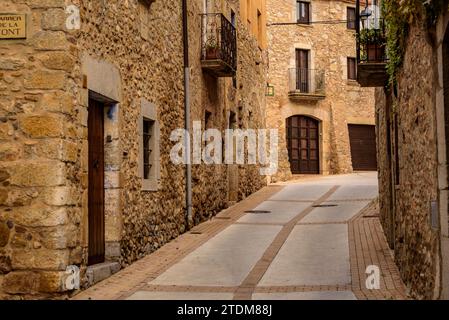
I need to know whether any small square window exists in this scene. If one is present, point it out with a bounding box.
[297,1,310,24]
[347,7,356,30]
[347,57,357,80]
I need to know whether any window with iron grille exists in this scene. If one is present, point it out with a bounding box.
[143,118,155,180]
[347,7,356,30]
[140,99,160,191]
[347,57,357,80]
[297,1,310,24]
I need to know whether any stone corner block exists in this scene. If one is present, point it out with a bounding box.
[1,160,66,187]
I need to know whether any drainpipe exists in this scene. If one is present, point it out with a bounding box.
[182,0,192,230]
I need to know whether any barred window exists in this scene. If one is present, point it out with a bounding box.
[143,118,155,180]
[140,99,160,191]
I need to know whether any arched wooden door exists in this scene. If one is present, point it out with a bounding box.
[286,115,320,174]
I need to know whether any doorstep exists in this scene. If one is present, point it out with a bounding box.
[86,261,121,287]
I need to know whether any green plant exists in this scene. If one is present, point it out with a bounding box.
[357,28,385,46]
[206,38,218,50]
[382,0,449,86]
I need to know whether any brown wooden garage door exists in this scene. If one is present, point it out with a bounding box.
[348,124,377,171]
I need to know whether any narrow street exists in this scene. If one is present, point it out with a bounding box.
[3,0,449,304]
[74,173,407,300]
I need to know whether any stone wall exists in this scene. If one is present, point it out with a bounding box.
[376,23,440,299]
[266,0,375,180]
[0,0,81,299]
[0,0,267,299]
[374,88,394,249]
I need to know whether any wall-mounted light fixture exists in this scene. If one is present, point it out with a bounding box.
[360,0,372,29]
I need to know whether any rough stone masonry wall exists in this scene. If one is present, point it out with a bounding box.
[376,23,440,299]
[188,0,267,223]
[234,1,268,201]
[374,88,394,249]
[76,0,187,270]
[266,0,375,180]
[0,0,267,299]
[0,0,81,299]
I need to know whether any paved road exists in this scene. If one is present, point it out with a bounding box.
[127,172,379,300]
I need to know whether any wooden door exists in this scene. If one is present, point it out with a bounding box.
[287,115,320,174]
[348,124,378,171]
[88,98,105,265]
[296,49,309,92]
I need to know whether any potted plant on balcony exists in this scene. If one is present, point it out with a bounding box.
[205,38,219,60]
[358,28,385,62]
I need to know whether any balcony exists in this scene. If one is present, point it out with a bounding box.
[201,13,237,77]
[288,68,326,101]
[355,0,388,87]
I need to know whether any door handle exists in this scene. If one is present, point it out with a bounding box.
[93,159,99,169]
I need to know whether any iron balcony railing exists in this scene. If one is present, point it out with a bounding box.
[201,13,237,72]
[355,0,387,64]
[288,68,325,95]
[357,20,387,63]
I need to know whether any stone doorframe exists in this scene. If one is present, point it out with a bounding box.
[434,12,449,299]
[80,54,123,264]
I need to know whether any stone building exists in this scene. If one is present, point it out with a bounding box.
[373,0,449,299]
[0,0,268,298]
[266,0,376,181]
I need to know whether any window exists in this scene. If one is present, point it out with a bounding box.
[296,49,310,91]
[347,57,357,80]
[143,118,154,180]
[347,7,356,30]
[297,1,310,24]
[140,99,160,191]
[231,10,236,27]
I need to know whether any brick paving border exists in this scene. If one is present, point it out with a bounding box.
[134,284,354,294]
[348,200,408,300]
